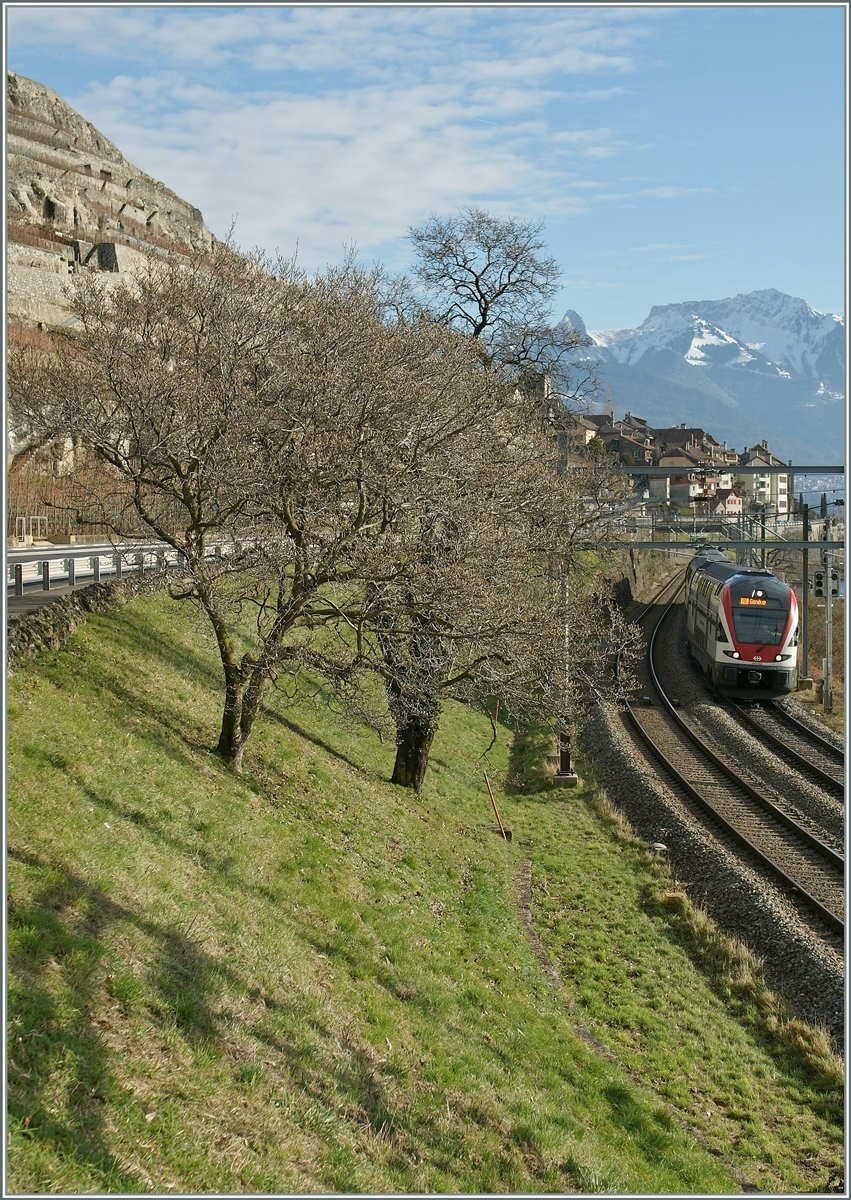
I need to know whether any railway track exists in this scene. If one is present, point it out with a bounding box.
[624,574,844,937]
[654,604,845,855]
[724,699,844,794]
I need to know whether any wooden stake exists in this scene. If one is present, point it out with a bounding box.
[483,771,508,840]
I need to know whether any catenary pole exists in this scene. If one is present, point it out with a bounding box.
[801,504,809,681]
[824,519,833,713]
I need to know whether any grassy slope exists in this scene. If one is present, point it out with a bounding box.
[6,593,843,1194]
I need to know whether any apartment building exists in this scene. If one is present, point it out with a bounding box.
[737,441,791,518]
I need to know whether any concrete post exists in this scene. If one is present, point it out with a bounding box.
[824,522,833,713]
[800,504,810,684]
[760,506,766,569]
[67,558,75,588]
[91,556,100,584]
[42,561,50,591]
[114,553,122,580]
[14,564,23,596]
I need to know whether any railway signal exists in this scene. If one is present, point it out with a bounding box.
[813,571,826,597]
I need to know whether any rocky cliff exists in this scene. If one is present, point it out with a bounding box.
[7,71,214,326]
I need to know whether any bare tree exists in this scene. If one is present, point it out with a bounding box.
[406,206,596,404]
[6,324,69,473]
[9,243,519,774]
[10,243,306,768]
[10,231,627,793]
[332,396,634,792]
[342,209,626,791]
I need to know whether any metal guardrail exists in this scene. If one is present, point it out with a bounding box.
[604,516,845,554]
[621,541,846,551]
[607,464,845,476]
[6,541,197,597]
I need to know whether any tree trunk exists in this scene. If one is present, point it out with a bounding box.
[391,718,437,794]
[389,688,440,794]
[200,589,257,774]
[216,670,247,772]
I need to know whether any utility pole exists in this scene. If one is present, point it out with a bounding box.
[800,503,810,687]
[824,518,833,713]
[554,564,578,787]
[760,504,767,568]
[553,433,578,787]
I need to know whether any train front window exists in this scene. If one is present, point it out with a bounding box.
[729,579,789,645]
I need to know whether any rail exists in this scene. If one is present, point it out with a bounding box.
[622,579,844,936]
[724,701,844,794]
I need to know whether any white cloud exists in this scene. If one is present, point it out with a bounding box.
[7,5,658,80]
[638,186,713,198]
[69,72,593,264]
[565,87,630,101]
[584,145,620,160]
[630,243,691,252]
[11,5,665,269]
[6,4,711,284]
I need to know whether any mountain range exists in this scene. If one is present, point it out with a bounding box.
[561,290,845,465]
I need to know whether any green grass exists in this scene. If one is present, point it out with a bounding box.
[524,789,843,1193]
[6,592,843,1193]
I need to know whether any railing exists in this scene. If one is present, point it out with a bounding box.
[604,513,845,557]
[13,516,49,543]
[6,540,198,598]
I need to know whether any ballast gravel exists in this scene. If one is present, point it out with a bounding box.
[778,694,846,752]
[655,607,844,851]
[580,698,844,1049]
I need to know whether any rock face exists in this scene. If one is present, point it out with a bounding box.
[7,70,213,326]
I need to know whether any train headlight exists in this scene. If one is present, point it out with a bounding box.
[732,651,740,659]
[775,655,782,662]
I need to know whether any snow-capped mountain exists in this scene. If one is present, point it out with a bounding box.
[588,290,844,389]
[570,289,845,463]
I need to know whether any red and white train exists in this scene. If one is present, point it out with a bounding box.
[684,547,798,698]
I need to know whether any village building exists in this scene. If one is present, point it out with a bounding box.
[737,440,792,519]
[706,488,744,516]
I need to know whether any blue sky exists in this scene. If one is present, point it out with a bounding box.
[5,3,847,331]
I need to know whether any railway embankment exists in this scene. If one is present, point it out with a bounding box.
[580,698,843,1044]
[781,690,846,751]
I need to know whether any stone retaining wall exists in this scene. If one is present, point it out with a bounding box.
[606,545,691,607]
[6,571,170,675]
